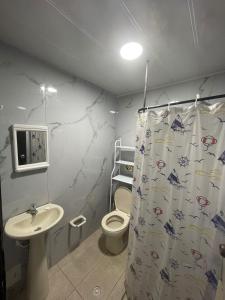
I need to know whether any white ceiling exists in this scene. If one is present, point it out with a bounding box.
[0,0,225,96]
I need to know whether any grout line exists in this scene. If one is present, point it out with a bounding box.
[57,229,127,299]
[74,251,109,287]
[57,229,104,287]
[58,265,77,287]
[74,287,84,300]
[65,287,76,300]
[48,265,77,299]
[106,270,126,300]
[57,264,87,299]
[66,286,84,300]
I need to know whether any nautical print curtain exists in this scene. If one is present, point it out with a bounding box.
[125,102,225,300]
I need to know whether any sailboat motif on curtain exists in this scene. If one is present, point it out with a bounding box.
[125,102,225,300]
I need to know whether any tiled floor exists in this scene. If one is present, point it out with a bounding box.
[16,229,128,300]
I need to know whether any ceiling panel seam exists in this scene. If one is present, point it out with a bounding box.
[119,0,143,33]
[45,0,105,50]
[187,0,199,48]
[119,0,175,83]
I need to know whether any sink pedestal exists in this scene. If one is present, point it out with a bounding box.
[27,233,49,300]
[4,203,64,300]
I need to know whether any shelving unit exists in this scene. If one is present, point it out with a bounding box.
[112,175,133,185]
[115,145,135,151]
[109,139,135,211]
[115,160,134,167]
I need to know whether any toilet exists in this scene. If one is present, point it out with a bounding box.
[101,187,132,254]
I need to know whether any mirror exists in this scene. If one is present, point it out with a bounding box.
[13,124,49,172]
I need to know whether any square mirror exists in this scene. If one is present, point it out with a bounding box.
[12,124,49,172]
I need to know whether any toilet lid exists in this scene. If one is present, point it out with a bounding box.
[114,187,132,214]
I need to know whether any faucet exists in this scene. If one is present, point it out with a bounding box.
[26,203,38,216]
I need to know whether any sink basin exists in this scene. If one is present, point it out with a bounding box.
[4,203,64,300]
[5,203,64,240]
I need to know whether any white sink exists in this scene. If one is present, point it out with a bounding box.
[5,203,64,300]
[5,203,64,240]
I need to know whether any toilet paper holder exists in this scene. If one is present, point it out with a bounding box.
[70,215,86,228]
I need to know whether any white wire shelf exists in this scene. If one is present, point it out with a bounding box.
[115,160,134,166]
[116,146,135,151]
[112,175,133,185]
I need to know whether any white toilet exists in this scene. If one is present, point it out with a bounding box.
[101,187,132,254]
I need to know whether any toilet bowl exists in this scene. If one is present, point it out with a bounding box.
[101,187,132,254]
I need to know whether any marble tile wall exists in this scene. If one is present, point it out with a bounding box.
[116,73,225,145]
[0,42,117,287]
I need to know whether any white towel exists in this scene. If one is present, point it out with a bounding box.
[215,280,225,300]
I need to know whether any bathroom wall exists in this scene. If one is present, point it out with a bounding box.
[0,42,117,288]
[2,38,225,292]
[116,73,225,145]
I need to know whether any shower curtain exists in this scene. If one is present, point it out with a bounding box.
[126,102,225,300]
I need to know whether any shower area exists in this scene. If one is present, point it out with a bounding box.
[124,79,225,299]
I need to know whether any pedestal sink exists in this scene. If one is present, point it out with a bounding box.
[5,203,64,300]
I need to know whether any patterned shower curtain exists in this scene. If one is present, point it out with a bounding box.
[125,102,225,300]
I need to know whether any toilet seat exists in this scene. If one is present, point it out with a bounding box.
[101,210,129,234]
[114,187,132,215]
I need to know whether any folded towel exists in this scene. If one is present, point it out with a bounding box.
[215,280,225,300]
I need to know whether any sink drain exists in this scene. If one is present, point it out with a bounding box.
[34,226,42,232]
[93,286,101,297]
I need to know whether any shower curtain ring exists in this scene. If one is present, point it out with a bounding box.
[195,93,200,107]
[168,101,179,112]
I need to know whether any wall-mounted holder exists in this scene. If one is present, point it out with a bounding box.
[69,215,86,228]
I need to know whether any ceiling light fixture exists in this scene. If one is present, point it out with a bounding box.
[120,42,143,60]
[47,86,58,93]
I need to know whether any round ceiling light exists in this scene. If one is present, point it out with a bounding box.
[120,42,143,60]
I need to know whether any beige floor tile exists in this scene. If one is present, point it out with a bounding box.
[58,231,109,287]
[109,248,128,268]
[76,251,126,300]
[58,230,102,267]
[107,273,126,300]
[7,230,128,300]
[48,264,60,277]
[47,264,75,300]
[58,243,103,286]
[67,289,83,300]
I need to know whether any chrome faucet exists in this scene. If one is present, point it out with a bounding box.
[26,204,38,216]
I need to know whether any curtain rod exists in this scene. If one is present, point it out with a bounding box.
[143,60,149,109]
[138,93,225,113]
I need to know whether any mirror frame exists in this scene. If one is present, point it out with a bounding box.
[12,124,49,173]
